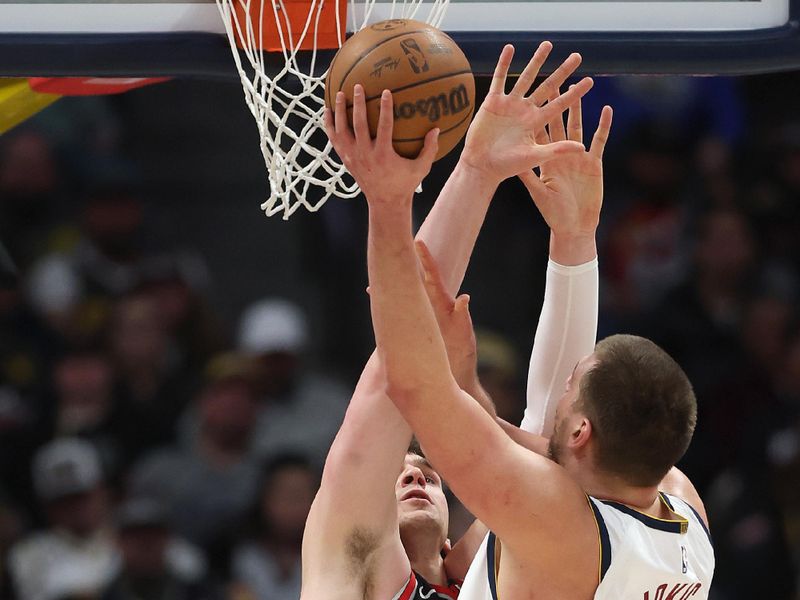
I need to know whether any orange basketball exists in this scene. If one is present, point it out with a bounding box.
[325,19,475,161]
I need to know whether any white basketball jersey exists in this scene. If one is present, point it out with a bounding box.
[458,493,714,600]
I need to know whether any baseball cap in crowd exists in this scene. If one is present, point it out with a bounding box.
[237,298,309,355]
[32,438,103,501]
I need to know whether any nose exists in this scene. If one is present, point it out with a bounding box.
[401,466,426,488]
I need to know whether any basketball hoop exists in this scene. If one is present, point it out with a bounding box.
[216,0,450,219]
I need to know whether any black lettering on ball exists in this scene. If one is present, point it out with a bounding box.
[393,84,472,122]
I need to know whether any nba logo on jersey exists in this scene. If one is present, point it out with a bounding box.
[681,546,688,574]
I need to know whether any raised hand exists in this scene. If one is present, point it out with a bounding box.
[519,94,613,240]
[323,85,438,203]
[415,240,477,388]
[460,42,594,185]
[415,240,497,417]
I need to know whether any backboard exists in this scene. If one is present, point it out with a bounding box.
[0,0,799,78]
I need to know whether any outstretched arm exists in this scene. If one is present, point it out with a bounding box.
[520,100,613,435]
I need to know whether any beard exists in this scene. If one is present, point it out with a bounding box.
[547,421,564,464]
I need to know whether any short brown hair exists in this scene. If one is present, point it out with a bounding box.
[578,334,697,487]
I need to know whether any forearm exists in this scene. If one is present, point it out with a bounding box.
[318,353,412,525]
[416,161,498,295]
[460,376,497,418]
[522,253,598,435]
[368,200,455,394]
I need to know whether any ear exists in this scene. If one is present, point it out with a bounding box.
[569,417,593,450]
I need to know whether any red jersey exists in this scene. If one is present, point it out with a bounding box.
[394,570,461,600]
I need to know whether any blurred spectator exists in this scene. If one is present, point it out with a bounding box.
[704,468,796,600]
[746,122,800,266]
[237,298,349,467]
[137,254,224,372]
[38,349,122,484]
[645,209,757,397]
[768,333,800,581]
[0,130,67,270]
[602,122,693,324]
[71,187,146,298]
[230,454,317,600]
[129,354,260,555]
[8,438,119,600]
[107,290,196,469]
[102,497,213,600]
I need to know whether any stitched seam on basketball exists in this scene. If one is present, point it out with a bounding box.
[392,107,474,142]
[340,69,475,110]
[335,29,438,93]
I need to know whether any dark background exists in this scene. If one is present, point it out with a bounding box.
[1,70,800,599]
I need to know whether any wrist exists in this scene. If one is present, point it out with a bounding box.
[454,157,503,190]
[549,231,597,266]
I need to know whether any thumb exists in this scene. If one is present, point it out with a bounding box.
[417,128,440,167]
[529,140,584,167]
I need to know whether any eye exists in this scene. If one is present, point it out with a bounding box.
[425,476,436,485]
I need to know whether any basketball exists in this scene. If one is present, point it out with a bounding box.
[325,19,475,161]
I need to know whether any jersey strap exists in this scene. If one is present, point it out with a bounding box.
[598,493,689,534]
[587,496,612,583]
[662,493,713,546]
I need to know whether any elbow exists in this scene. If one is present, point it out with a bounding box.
[384,378,423,411]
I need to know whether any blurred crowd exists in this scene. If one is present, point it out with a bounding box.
[0,73,799,600]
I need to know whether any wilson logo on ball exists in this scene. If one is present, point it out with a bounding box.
[393,84,471,122]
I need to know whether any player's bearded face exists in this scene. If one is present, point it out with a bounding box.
[549,354,597,466]
[395,454,449,541]
[548,417,566,464]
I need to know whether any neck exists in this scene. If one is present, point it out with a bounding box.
[403,534,447,586]
[578,469,662,512]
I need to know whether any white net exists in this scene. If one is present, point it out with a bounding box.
[216,0,450,219]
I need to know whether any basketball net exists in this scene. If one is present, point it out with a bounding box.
[216,0,450,219]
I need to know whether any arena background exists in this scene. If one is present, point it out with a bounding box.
[1,71,799,599]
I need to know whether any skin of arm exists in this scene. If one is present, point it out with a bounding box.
[303,43,594,595]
